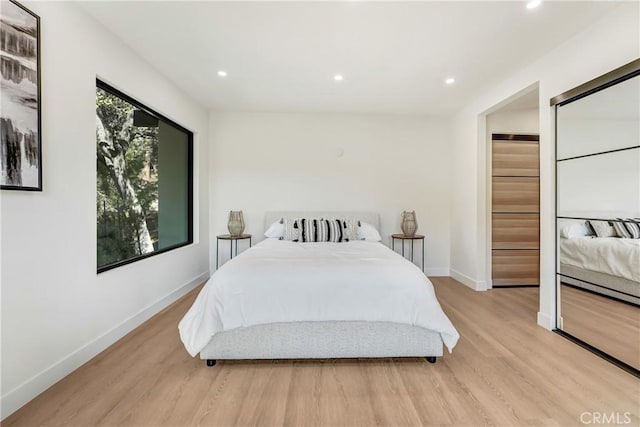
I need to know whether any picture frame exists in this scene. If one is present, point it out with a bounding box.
[1,0,42,191]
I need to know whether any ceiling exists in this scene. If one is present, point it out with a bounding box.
[78,1,620,115]
[493,88,540,113]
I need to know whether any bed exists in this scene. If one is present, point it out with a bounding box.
[179,211,459,365]
[559,236,640,305]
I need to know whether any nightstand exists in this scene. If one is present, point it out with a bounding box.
[391,234,425,272]
[216,234,252,268]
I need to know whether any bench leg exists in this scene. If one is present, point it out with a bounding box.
[206,359,217,367]
[426,356,436,364]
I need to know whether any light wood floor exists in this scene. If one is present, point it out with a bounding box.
[5,278,639,427]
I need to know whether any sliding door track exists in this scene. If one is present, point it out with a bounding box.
[553,329,639,378]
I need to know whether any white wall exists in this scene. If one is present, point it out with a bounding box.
[209,112,451,275]
[0,2,210,419]
[449,2,639,328]
[487,109,540,136]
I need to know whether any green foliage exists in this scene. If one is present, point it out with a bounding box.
[97,88,159,268]
[96,88,132,137]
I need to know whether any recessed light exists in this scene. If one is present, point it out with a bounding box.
[445,77,455,85]
[526,0,541,9]
[334,74,344,82]
[217,70,227,77]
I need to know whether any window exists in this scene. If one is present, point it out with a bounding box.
[96,80,193,273]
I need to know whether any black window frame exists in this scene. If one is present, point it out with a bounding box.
[96,79,194,274]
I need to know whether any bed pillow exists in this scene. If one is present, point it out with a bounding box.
[264,219,285,239]
[282,218,300,241]
[342,217,359,241]
[324,219,348,242]
[357,221,382,241]
[560,222,590,239]
[299,218,348,242]
[623,219,640,239]
[318,217,357,241]
[586,220,617,238]
[612,219,631,239]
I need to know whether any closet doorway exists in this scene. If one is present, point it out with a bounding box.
[491,133,540,287]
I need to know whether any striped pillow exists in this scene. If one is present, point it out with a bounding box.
[613,219,631,238]
[623,219,640,239]
[299,218,316,242]
[327,217,358,241]
[315,219,328,242]
[298,218,348,242]
[325,219,347,242]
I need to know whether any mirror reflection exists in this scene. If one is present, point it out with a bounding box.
[557,75,639,160]
[556,72,640,372]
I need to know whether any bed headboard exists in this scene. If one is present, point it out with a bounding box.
[264,211,381,233]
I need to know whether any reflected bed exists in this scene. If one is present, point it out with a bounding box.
[559,236,640,305]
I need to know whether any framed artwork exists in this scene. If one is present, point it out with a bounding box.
[1,0,41,191]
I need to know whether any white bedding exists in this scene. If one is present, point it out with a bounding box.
[560,237,640,283]
[179,239,459,357]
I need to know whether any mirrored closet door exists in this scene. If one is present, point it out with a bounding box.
[554,59,640,375]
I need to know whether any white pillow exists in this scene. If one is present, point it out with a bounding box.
[264,220,285,239]
[560,222,590,239]
[357,221,382,241]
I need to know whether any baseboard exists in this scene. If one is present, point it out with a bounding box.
[0,271,209,421]
[449,269,487,291]
[425,268,450,277]
[537,311,554,330]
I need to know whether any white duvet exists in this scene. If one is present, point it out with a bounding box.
[560,237,640,282]
[179,239,459,357]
